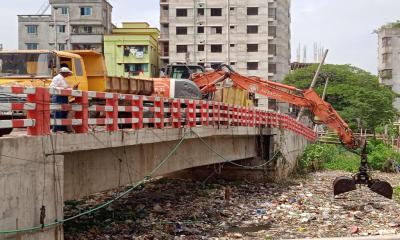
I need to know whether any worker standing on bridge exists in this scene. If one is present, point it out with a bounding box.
[50,67,73,132]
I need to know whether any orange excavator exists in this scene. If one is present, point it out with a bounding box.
[189,64,393,199]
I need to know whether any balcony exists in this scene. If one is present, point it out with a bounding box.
[71,26,104,35]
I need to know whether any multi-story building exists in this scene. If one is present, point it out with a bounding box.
[104,22,161,78]
[18,0,113,52]
[378,23,400,109]
[159,0,291,82]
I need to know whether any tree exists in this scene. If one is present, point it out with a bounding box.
[284,64,398,132]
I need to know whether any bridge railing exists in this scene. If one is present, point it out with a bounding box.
[0,86,316,140]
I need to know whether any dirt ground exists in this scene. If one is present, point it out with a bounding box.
[64,170,400,240]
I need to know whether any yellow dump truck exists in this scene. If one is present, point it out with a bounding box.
[0,50,153,94]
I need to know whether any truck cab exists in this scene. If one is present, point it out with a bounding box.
[0,50,88,90]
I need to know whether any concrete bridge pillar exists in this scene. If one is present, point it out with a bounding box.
[0,137,64,240]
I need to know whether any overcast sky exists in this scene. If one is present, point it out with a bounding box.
[1,0,399,74]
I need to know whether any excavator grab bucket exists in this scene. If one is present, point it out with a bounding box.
[369,180,393,199]
[333,176,356,196]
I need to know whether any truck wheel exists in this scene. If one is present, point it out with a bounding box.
[0,128,13,137]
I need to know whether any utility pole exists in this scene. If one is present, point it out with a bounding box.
[321,76,330,100]
[297,49,329,121]
[53,7,58,50]
[66,9,71,50]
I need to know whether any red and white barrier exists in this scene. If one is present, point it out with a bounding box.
[0,86,317,140]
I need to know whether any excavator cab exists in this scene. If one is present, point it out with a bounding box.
[164,63,205,79]
[333,139,393,199]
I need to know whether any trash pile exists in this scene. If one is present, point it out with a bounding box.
[64,171,400,239]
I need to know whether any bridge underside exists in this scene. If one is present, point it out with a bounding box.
[0,126,309,240]
[64,128,259,200]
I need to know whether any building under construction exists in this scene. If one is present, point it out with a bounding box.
[378,22,400,110]
[159,0,291,82]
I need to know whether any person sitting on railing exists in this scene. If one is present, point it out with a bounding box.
[50,67,73,132]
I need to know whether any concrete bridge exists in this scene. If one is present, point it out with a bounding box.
[0,86,315,240]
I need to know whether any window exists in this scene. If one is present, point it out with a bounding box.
[268,26,277,37]
[58,25,66,33]
[230,25,235,29]
[60,7,68,15]
[382,37,392,47]
[198,8,204,16]
[26,43,38,50]
[83,26,93,34]
[247,25,258,34]
[381,69,393,79]
[382,53,392,64]
[74,58,83,76]
[230,62,236,65]
[197,26,204,33]
[230,44,235,47]
[176,27,187,35]
[80,7,92,16]
[198,45,205,51]
[211,63,222,69]
[58,43,66,51]
[247,7,259,15]
[72,44,98,50]
[176,9,187,17]
[124,63,149,76]
[230,7,235,11]
[211,8,222,16]
[268,63,277,74]
[268,8,277,19]
[26,25,38,34]
[247,44,258,52]
[162,6,169,10]
[177,45,188,53]
[123,46,148,57]
[247,62,258,70]
[269,44,277,56]
[211,45,222,53]
[211,26,222,34]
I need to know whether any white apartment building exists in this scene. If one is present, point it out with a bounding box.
[18,0,113,52]
[159,0,291,82]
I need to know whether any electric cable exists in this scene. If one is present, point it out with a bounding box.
[0,130,189,235]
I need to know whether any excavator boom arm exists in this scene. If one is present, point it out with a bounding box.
[192,67,357,148]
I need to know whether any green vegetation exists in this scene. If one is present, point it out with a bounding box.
[394,186,400,203]
[367,140,400,172]
[284,64,398,132]
[381,20,400,29]
[299,141,400,173]
[299,144,359,173]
